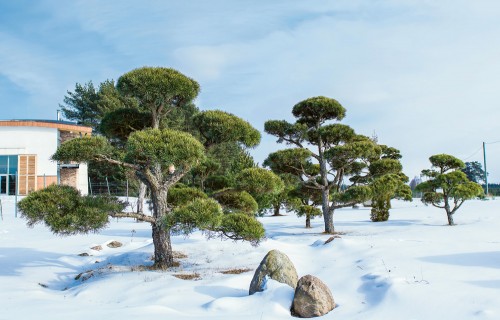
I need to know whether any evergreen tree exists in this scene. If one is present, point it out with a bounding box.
[461,161,486,183]
[60,81,99,128]
[265,97,375,233]
[351,145,412,222]
[19,67,265,269]
[263,148,322,226]
[416,154,483,225]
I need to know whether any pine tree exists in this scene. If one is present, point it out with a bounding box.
[416,154,484,225]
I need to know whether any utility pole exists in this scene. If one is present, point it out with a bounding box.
[483,142,489,196]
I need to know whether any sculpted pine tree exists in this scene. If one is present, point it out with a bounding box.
[263,148,322,226]
[18,67,265,269]
[117,67,200,130]
[265,97,373,233]
[351,145,412,222]
[416,154,484,225]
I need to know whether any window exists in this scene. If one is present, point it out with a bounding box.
[0,155,19,195]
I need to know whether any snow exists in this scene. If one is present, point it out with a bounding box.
[1,196,500,319]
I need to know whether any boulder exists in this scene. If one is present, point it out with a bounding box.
[249,249,298,295]
[291,275,335,318]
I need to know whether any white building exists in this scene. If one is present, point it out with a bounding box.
[0,120,92,196]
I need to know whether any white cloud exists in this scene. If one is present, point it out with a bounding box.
[2,0,500,180]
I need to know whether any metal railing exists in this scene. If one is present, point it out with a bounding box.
[88,179,137,197]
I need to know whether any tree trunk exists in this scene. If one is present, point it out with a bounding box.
[136,182,147,214]
[152,223,173,269]
[317,139,333,233]
[444,195,455,226]
[447,212,455,226]
[150,186,175,269]
[273,204,282,216]
[324,207,334,234]
[305,215,311,228]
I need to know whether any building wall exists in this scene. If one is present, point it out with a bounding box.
[0,123,91,195]
[77,163,89,195]
[0,126,58,176]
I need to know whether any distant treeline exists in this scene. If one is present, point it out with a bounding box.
[483,184,500,196]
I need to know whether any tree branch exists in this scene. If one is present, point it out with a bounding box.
[109,211,155,223]
[165,168,190,188]
[95,154,139,170]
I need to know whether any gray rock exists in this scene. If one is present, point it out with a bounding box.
[249,249,298,295]
[291,275,335,318]
[106,241,122,248]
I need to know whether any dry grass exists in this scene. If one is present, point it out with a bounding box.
[173,273,201,280]
[172,251,188,259]
[130,265,149,272]
[220,268,253,275]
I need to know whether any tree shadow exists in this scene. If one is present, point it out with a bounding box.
[420,251,500,269]
[48,250,154,291]
[467,280,500,289]
[0,244,156,291]
[0,247,75,277]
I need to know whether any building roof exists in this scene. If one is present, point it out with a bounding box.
[0,120,92,134]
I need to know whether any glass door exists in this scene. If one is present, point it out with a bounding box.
[0,175,6,194]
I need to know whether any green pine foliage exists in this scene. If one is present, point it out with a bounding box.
[59,81,100,129]
[100,108,151,142]
[18,185,123,235]
[265,96,385,233]
[22,67,267,269]
[416,154,484,225]
[263,148,321,225]
[117,67,200,129]
[167,187,208,207]
[211,190,258,215]
[363,148,412,222]
[217,213,265,246]
[193,110,261,148]
[167,198,224,236]
[166,198,264,246]
[52,136,113,163]
[126,128,205,171]
[461,161,486,183]
[234,167,284,211]
[204,175,232,193]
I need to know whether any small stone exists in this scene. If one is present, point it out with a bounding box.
[78,252,90,256]
[90,245,103,251]
[107,241,123,248]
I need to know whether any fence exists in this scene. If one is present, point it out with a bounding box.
[88,179,139,197]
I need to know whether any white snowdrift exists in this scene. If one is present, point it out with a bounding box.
[1,197,499,319]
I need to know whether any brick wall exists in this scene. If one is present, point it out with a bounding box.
[60,168,78,188]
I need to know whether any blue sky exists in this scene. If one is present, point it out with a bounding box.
[1,0,500,182]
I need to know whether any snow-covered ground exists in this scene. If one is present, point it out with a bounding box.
[1,196,499,319]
